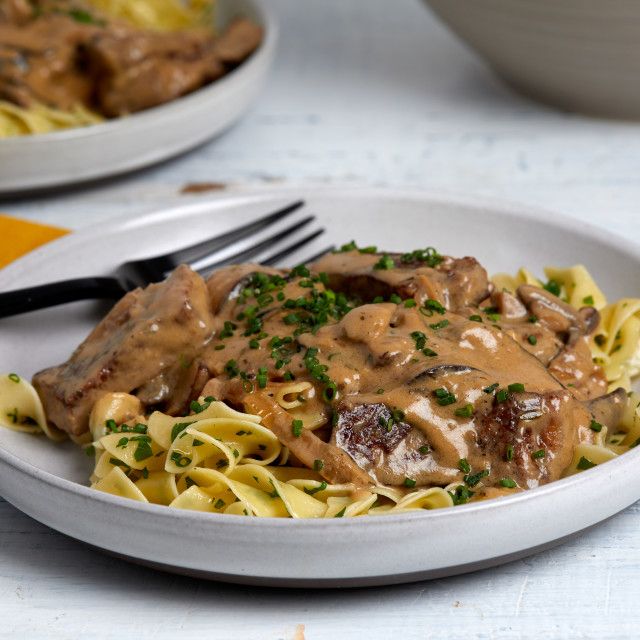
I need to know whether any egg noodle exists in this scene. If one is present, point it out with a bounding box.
[493,264,640,475]
[0,0,214,138]
[2,263,640,518]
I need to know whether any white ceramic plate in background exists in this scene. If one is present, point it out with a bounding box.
[0,0,276,195]
[0,188,639,587]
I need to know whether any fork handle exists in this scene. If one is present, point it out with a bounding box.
[0,277,127,319]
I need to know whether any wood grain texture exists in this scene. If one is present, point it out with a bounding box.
[1,0,640,638]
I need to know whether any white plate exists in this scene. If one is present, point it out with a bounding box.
[1,187,639,587]
[0,0,276,195]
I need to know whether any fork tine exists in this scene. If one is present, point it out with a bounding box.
[152,200,305,266]
[299,245,335,265]
[261,229,326,266]
[196,215,318,274]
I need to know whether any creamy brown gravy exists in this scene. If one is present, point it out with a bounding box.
[0,0,262,117]
[33,248,623,498]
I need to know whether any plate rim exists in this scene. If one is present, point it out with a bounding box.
[1,185,639,533]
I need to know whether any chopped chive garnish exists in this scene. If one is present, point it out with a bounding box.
[454,404,474,418]
[527,335,537,345]
[583,295,594,305]
[423,299,446,315]
[171,422,192,442]
[304,481,328,496]
[322,382,337,403]
[449,485,474,505]
[373,255,395,270]
[496,389,509,403]
[410,330,427,350]
[8,373,20,383]
[506,444,514,461]
[133,436,153,462]
[418,445,430,455]
[292,419,304,437]
[458,458,471,473]
[334,507,347,518]
[499,478,517,488]
[400,247,443,267]
[313,459,324,472]
[170,452,191,468]
[543,279,561,297]
[469,315,483,323]
[464,469,489,487]
[532,449,546,460]
[577,456,596,470]
[590,419,603,432]
[483,383,499,394]
[433,387,456,405]
[224,359,239,378]
[429,319,449,330]
[508,383,525,393]
[403,477,417,488]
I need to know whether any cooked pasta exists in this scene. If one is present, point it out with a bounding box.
[0,101,104,138]
[4,258,640,517]
[0,382,455,517]
[0,373,66,441]
[84,0,213,31]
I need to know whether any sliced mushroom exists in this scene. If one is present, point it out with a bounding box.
[490,290,528,319]
[586,387,627,429]
[517,284,584,336]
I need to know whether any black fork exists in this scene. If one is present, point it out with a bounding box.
[0,200,333,319]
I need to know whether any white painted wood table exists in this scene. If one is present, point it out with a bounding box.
[2,1,640,638]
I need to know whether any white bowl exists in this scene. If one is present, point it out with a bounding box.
[423,0,640,120]
[1,187,639,587]
[0,0,276,194]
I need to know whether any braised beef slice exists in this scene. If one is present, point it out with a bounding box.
[475,391,588,488]
[205,264,285,314]
[0,7,262,116]
[86,28,225,117]
[333,403,412,464]
[32,265,215,436]
[311,250,490,311]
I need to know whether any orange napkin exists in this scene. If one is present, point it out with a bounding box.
[0,215,69,268]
